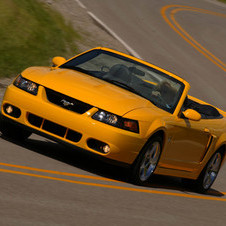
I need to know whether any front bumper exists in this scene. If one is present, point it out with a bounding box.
[1,84,147,164]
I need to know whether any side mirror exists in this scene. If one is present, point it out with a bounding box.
[183,109,201,121]
[52,56,66,67]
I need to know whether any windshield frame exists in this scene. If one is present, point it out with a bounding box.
[60,48,186,114]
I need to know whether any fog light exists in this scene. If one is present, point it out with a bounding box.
[102,145,110,153]
[3,104,21,118]
[6,105,13,114]
[87,139,110,154]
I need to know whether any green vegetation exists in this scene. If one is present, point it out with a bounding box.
[0,0,80,77]
[218,0,226,3]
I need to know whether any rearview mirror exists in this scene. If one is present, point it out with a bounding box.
[183,109,201,121]
[128,67,145,76]
[52,56,66,67]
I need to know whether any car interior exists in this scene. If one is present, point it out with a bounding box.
[182,97,222,119]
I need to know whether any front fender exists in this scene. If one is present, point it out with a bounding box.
[123,107,169,140]
[145,119,166,140]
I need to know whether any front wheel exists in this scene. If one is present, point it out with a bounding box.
[194,151,223,193]
[131,136,162,185]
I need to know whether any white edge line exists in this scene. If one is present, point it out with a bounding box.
[75,0,87,9]
[203,0,226,8]
[75,1,143,59]
[87,11,143,60]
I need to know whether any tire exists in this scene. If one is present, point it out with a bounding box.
[0,118,31,140]
[131,136,162,185]
[194,151,223,193]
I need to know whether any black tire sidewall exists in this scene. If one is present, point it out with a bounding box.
[131,136,163,185]
[195,151,223,193]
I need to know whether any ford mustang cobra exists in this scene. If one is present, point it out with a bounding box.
[1,47,226,193]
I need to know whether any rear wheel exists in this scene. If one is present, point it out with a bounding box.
[194,151,223,193]
[131,136,162,185]
[0,118,31,140]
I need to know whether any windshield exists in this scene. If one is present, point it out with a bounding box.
[60,49,185,113]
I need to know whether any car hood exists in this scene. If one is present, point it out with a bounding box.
[22,67,154,116]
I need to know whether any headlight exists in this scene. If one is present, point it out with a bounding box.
[92,110,139,133]
[14,75,39,95]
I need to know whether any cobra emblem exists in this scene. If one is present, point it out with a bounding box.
[61,99,74,107]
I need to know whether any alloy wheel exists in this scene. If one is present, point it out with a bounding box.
[139,141,161,182]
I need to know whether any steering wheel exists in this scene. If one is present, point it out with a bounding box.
[101,66,110,73]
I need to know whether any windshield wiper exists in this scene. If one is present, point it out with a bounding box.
[107,78,167,108]
[61,65,93,76]
[103,78,147,99]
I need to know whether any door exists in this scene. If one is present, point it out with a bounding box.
[161,117,212,171]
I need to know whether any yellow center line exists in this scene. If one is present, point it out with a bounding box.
[0,162,120,183]
[0,168,225,202]
[161,5,226,72]
[171,8,226,69]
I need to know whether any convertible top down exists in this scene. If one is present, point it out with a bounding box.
[1,47,225,193]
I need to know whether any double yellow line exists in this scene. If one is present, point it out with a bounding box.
[161,5,226,72]
[0,162,225,202]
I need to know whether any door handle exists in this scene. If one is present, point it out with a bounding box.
[204,128,210,133]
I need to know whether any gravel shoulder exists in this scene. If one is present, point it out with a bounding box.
[0,78,13,102]
[40,0,128,53]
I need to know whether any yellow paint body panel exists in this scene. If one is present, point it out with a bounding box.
[1,47,226,180]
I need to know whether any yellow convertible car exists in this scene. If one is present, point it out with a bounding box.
[1,47,225,192]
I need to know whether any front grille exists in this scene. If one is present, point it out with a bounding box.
[28,114,42,127]
[45,88,92,114]
[28,113,82,143]
[66,129,82,142]
[42,120,66,137]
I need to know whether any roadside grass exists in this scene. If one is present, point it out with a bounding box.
[0,0,80,78]
[218,0,226,3]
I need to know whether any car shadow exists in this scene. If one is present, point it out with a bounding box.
[0,134,130,182]
[0,134,224,197]
[145,175,224,197]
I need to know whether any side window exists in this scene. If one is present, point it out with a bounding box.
[181,96,189,112]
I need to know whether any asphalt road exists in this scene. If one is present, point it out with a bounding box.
[0,0,226,225]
